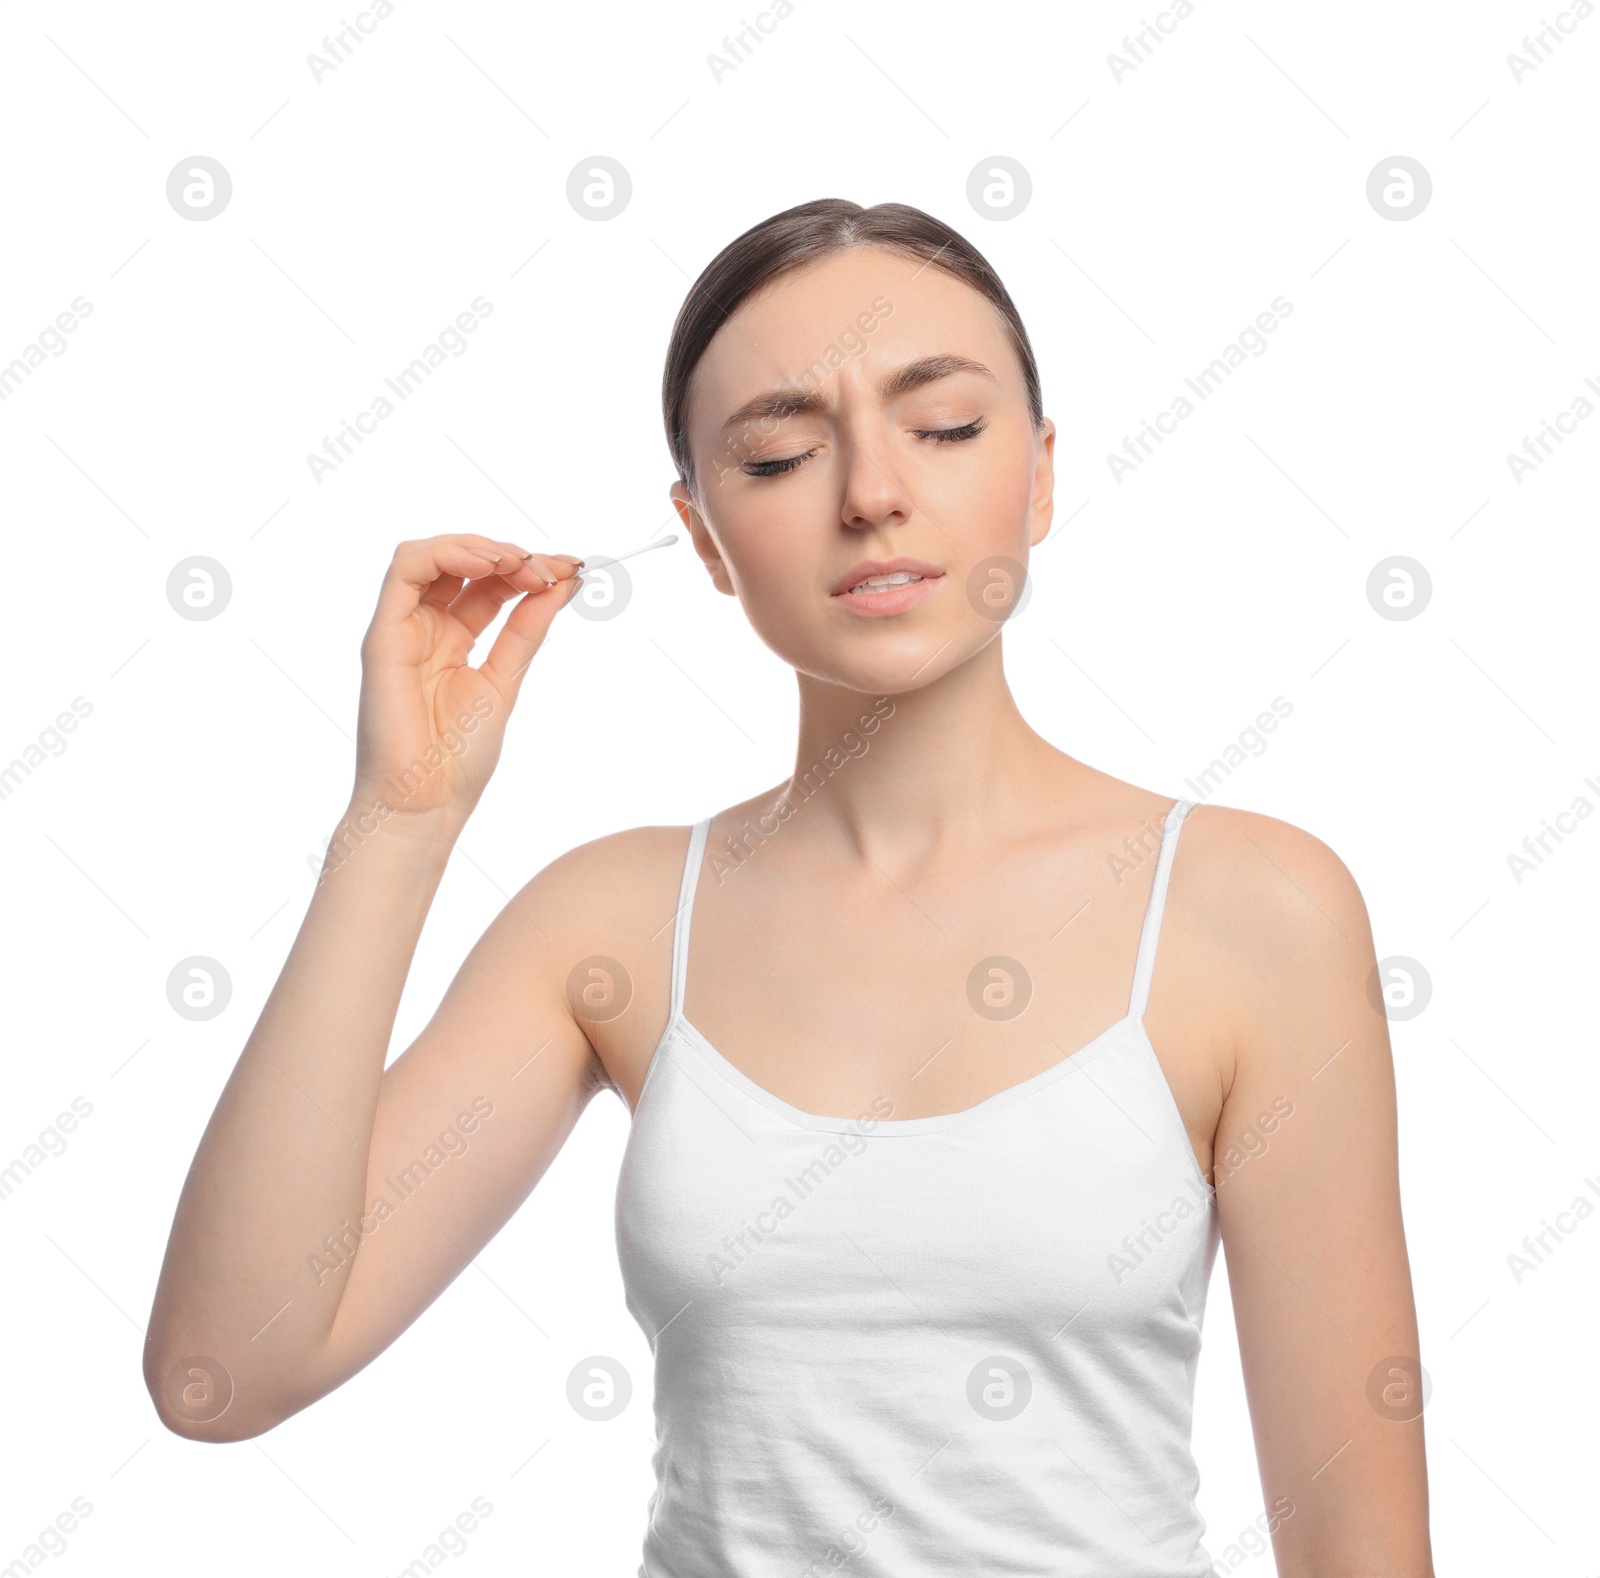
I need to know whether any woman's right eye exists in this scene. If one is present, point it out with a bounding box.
[741,448,817,478]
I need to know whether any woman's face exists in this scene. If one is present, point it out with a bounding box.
[671,245,1055,694]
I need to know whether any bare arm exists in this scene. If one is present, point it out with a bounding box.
[143,534,592,1441]
[1209,813,1433,1575]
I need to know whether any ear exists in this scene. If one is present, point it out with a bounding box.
[1027,417,1056,550]
[669,479,736,596]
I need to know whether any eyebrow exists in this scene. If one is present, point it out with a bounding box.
[718,353,997,435]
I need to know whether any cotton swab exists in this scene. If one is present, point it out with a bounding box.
[576,533,679,582]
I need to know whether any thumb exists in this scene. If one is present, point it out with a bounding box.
[479,572,583,708]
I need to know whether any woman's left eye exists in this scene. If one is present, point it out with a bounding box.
[913,418,986,443]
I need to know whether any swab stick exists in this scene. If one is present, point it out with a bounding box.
[575,534,679,582]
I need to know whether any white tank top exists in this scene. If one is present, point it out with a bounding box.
[615,798,1221,1575]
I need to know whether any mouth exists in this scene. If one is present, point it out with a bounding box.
[829,557,946,617]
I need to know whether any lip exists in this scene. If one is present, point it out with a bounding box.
[831,575,943,617]
[829,556,946,618]
[830,556,946,596]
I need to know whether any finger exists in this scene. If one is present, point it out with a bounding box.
[419,538,543,614]
[446,555,579,640]
[370,536,523,628]
[478,574,583,707]
[526,551,586,575]
[445,563,544,640]
[376,538,501,625]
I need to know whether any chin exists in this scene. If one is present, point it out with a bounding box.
[788,632,990,696]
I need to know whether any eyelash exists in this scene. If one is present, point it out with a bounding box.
[740,418,988,478]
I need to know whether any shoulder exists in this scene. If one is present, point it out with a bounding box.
[529,820,694,889]
[1174,799,1372,952]
[489,823,698,1098]
[1169,801,1378,1083]
[510,822,695,947]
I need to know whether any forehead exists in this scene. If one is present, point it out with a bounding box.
[685,245,1015,434]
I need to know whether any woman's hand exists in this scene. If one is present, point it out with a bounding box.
[352,534,583,823]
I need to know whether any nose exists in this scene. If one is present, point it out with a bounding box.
[837,421,915,536]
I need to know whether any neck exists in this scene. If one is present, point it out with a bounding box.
[781,637,1093,864]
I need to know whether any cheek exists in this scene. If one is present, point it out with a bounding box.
[932,431,1035,543]
[707,489,815,608]
[730,520,796,598]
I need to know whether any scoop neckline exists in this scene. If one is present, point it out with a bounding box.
[671,1009,1145,1136]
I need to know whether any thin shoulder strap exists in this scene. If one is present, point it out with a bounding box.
[668,818,712,1026]
[1127,798,1194,1020]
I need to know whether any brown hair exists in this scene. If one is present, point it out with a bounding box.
[662,198,1045,495]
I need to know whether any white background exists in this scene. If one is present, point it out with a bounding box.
[1,0,1595,1573]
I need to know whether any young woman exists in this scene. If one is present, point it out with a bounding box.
[146,199,1433,1575]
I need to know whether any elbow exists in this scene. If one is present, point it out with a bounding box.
[142,1345,283,1444]
[151,1406,273,1445]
